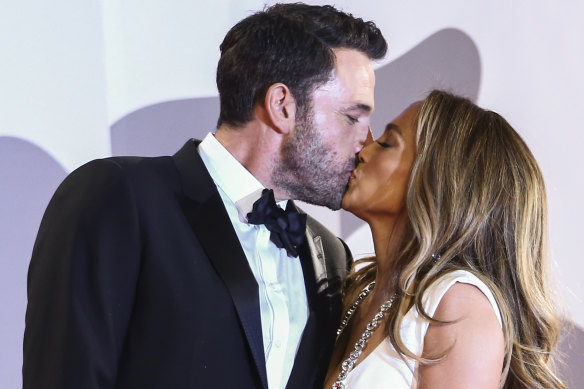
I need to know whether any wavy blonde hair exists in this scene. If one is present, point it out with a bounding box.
[343,90,565,388]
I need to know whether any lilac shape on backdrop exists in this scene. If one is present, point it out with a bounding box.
[344,27,482,238]
[111,28,482,240]
[0,136,67,387]
[112,28,482,161]
[111,29,481,238]
[111,96,219,157]
[558,323,584,388]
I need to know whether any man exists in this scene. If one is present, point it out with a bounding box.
[23,3,386,388]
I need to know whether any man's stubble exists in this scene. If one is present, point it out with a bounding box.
[272,108,356,210]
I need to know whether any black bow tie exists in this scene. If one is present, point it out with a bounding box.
[247,189,307,257]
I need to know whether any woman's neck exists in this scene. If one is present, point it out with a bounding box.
[368,213,407,296]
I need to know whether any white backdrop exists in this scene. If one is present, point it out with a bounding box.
[1,0,583,387]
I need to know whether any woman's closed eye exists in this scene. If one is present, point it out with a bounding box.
[377,129,403,148]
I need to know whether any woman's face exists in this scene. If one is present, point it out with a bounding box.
[342,103,420,222]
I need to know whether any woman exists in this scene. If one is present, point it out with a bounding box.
[324,90,565,388]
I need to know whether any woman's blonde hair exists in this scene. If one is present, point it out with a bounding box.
[344,90,565,388]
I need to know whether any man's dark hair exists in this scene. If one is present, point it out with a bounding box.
[216,2,387,127]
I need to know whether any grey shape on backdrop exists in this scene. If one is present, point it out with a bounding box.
[370,27,481,137]
[0,136,67,388]
[109,28,482,239]
[111,96,219,156]
[557,323,584,388]
[341,28,482,239]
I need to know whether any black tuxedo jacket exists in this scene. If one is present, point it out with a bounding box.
[23,139,351,389]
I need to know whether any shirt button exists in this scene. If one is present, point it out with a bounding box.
[275,340,282,348]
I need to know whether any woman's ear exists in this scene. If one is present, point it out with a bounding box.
[264,83,296,134]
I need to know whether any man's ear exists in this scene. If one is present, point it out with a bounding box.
[264,83,296,134]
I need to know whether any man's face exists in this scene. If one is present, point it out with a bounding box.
[273,48,376,209]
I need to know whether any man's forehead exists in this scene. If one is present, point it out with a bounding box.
[337,50,374,99]
[332,48,374,72]
[312,49,375,110]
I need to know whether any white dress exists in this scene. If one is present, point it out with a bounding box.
[342,270,502,388]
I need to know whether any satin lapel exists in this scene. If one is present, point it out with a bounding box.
[287,202,345,388]
[173,140,268,389]
[288,202,329,302]
[287,220,333,388]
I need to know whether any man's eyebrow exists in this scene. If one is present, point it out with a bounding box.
[343,103,372,114]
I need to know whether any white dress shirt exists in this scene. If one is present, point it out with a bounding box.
[198,133,309,389]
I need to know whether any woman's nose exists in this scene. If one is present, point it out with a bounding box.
[364,126,374,146]
[355,126,374,154]
[357,141,373,163]
[357,127,375,161]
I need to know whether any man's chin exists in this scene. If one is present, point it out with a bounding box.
[310,197,342,211]
[298,191,343,211]
[326,202,342,211]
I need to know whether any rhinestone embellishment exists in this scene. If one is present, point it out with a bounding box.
[332,281,395,389]
[336,281,375,339]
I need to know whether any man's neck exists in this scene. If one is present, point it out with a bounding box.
[215,124,288,200]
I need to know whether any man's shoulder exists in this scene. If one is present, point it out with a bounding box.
[54,155,181,207]
[69,154,177,184]
[69,138,201,183]
[90,154,174,173]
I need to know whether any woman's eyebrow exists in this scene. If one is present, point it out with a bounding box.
[385,123,404,139]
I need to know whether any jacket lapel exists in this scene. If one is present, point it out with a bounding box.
[173,139,268,389]
[286,205,343,388]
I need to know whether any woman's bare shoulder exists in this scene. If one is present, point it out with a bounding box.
[418,282,504,389]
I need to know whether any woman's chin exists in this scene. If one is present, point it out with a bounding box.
[340,192,353,212]
[341,195,365,220]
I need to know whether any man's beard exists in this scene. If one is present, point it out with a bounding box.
[272,109,356,210]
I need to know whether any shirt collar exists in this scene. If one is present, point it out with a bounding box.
[198,132,287,221]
